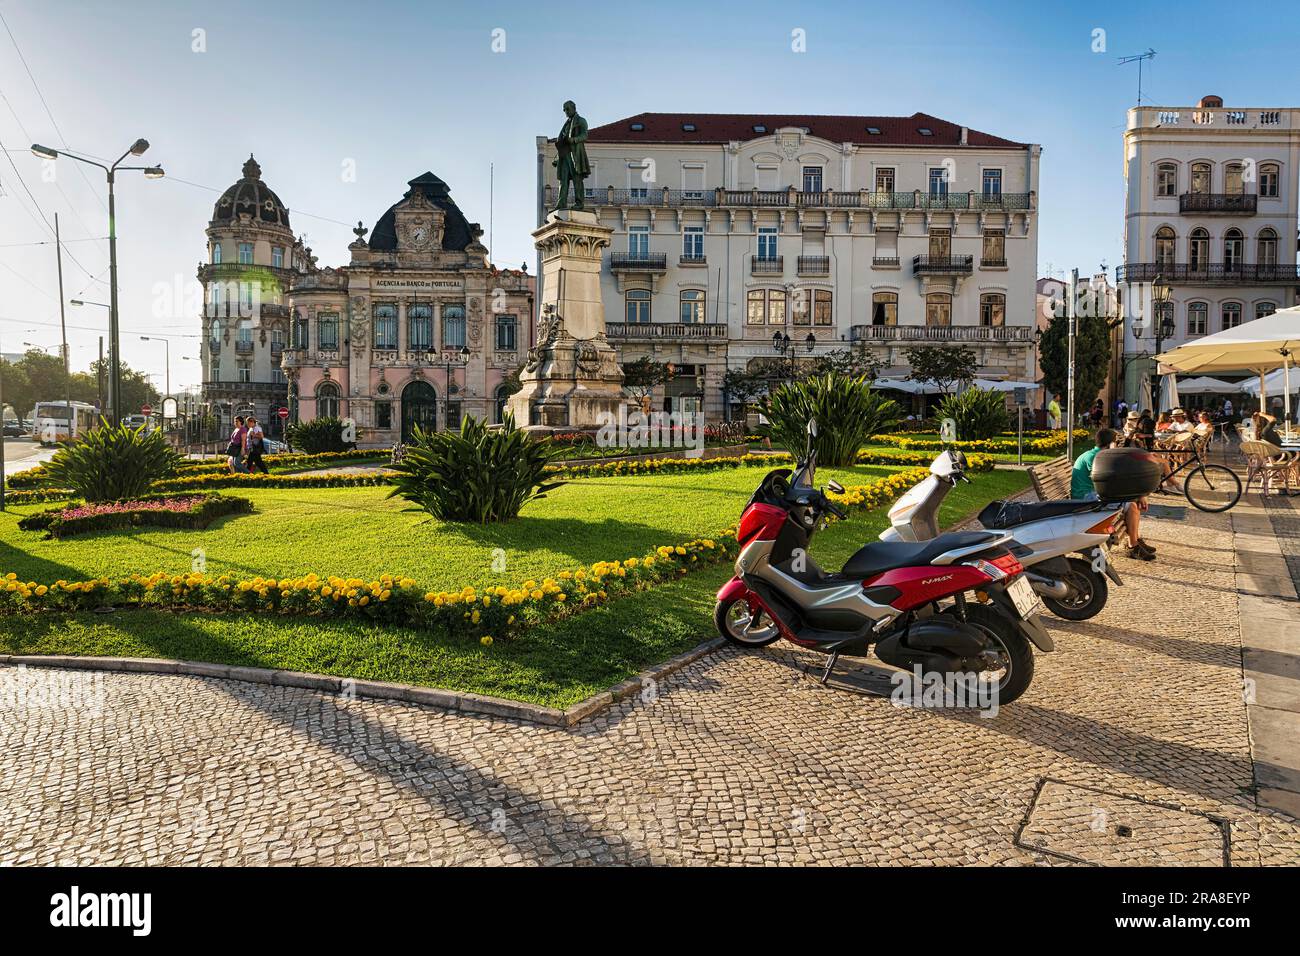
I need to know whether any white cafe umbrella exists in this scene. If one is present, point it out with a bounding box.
[971,378,1040,392]
[1138,375,1153,412]
[1158,373,1180,412]
[1176,375,1242,394]
[1156,306,1300,425]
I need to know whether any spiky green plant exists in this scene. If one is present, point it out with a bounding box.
[284,416,356,453]
[761,373,901,466]
[41,420,181,503]
[935,387,1010,441]
[387,413,563,523]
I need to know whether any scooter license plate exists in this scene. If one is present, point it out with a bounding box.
[1006,575,1038,619]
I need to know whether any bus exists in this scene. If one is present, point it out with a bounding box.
[31,401,98,444]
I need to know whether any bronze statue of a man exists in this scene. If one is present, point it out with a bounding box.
[553,100,590,211]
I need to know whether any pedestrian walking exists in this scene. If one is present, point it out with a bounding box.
[226,416,248,473]
[245,417,269,475]
[1048,393,1062,430]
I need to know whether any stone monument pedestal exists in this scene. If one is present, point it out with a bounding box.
[508,209,625,431]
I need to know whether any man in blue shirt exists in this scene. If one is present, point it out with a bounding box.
[1071,427,1155,560]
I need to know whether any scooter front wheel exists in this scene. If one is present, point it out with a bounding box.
[715,597,781,648]
[1040,556,1108,621]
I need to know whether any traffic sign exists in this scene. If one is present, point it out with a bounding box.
[277,407,289,419]
[141,404,152,416]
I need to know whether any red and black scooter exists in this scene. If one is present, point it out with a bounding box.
[714,421,1052,703]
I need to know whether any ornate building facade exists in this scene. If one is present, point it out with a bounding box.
[536,112,1041,419]
[200,160,533,447]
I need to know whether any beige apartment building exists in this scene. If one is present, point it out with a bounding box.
[1118,95,1300,404]
[536,111,1042,418]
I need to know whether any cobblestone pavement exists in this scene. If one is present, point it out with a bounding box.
[2,503,1299,866]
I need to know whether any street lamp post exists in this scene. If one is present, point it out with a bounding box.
[441,345,470,430]
[1149,275,1174,411]
[771,330,817,383]
[33,140,164,426]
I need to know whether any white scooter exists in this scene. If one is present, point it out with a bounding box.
[880,450,1126,620]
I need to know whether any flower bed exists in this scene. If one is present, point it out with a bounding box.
[870,429,1088,455]
[16,492,253,539]
[0,467,928,641]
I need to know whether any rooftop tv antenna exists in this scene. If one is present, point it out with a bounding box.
[1118,49,1157,105]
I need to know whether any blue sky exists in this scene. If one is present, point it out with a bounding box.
[2,0,1298,390]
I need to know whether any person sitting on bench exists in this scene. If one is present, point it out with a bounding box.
[1073,427,1155,562]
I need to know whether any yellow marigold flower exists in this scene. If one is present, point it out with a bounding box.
[675,546,686,555]
[379,590,391,602]
[471,609,481,623]
[480,635,493,647]
[554,592,566,602]
[35,585,48,596]
[359,595,370,606]
[322,586,333,597]
[531,589,543,601]
[482,596,491,607]
[348,598,357,607]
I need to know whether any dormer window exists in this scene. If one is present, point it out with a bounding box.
[866,127,881,135]
[630,122,644,131]
[753,125,767,134]
[682,123,696,132]
[918,128,934,136]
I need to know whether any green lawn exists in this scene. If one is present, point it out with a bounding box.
[0,465,1031,708]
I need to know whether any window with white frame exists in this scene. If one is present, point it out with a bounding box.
[680,289,705,324]
[237,360,251,383]
[1223,229,1244,269]
[982,231,1006,264]
[238,318,252,344]
[758,227,778,260]
[1187,301,1208,336]
[928,167,948,196]
[1155,226,1176,265]
[625,289,651,323]
[1256,301,1277,320]
[1188,228,1209,270]
[272,246,284,269]
[1258,228,1278,266]
[682,225,705,260]
[875,167,895,193]
[1156,163,1177,197]
[628,163,650,198]
[495,314,517,351]
[238,242,253,264]
[208,358,219,382]
[628,225,650,256]
[871,292,897,326]
[681,163,705,199]
[1221,302,1242,330]
[1225,163,1245,196]
[980,293,1006,327]
[1190,162,1211,195]
[802,166,823,193]
[1260,163,1280,198]
[746,288,786,325]
[212,243,222,264]
[925,293,952,326]
[981,169,1002,197]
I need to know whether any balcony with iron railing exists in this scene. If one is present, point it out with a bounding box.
[797,255,830,276]
[609,252,668,273]
[849,324,1035,343]
[1117,262,1300,284]
[550,184,1035,212]
[751,255,783,275]
[606,322,729,341]
[1178,193,1258,214]
[679,254,707,267]
[872,256,901,269]
[912,255,974,276]
[235,339,254,354]
[980,258,1008,268]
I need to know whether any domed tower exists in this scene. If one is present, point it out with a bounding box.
[198,155,303,434]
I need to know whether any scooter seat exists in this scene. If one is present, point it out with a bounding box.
[978,498,1104,529]
[842,531,1001,579]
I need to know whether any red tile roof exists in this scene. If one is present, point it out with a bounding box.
[585,112,1029,150]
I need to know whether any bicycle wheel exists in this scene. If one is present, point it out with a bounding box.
[1183,463,1242,512]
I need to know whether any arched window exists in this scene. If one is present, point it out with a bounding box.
[925,293,952,327]
[317,382,340,419]
[1225,163,1245,196]
[1155,226,1176,266]
[679,289,705,324]
[209,319,221,348]
[494,383,512,423]
[871,291,898,326]
[1258,228,1278,267]
[1188,228,1209,271]
[1259,162,1280,198]
[1256,301,1278,320]
[626,289,651,324]
[211,243,222,265]
[980,293,1006,327]
[1223,228,1244,270]
[1156,163,1177,197]
[1186,301,1208,336]
[1221,302,1243,330]
[745,288,786,325]
[1190,162,1211,195]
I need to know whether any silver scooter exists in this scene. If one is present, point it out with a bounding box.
[879,450,1125,620]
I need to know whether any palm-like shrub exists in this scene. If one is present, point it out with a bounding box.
[761,373,900,466]
[285,416,356,453]
[388,413,563,523]
[936,387,1010,441]
[41,420,181,502]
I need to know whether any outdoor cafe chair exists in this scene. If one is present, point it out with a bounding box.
[1240,439,1297,496]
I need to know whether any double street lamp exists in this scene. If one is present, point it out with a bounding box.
[441,345,470,429]
[1135,274,1176,409]
[32,139,164,426]
[772,330,817,383]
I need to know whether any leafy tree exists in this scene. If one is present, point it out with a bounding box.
[903,345,978,395]
[807,345,883,382]
[936,387,1010,440]
[620,357,672,406]
[721,367,769,408]
[1040,313,1111,412]
[1,358,33,419]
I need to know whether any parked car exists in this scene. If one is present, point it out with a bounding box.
[2,419,28,438]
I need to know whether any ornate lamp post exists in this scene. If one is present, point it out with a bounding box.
[442,344,470,430]
[1148,274,1175,409]
[771,330,816,383]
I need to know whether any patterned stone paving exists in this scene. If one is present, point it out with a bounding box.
[2,503,1299,866]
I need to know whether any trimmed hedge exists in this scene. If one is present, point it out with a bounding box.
[17,492,253,539]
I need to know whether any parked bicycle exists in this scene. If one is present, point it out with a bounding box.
[1151,434,1242,512]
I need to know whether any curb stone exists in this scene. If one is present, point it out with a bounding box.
[0,637,730,728]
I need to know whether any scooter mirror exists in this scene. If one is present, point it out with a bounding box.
[807,419,818,438]
[826,479,845,494]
